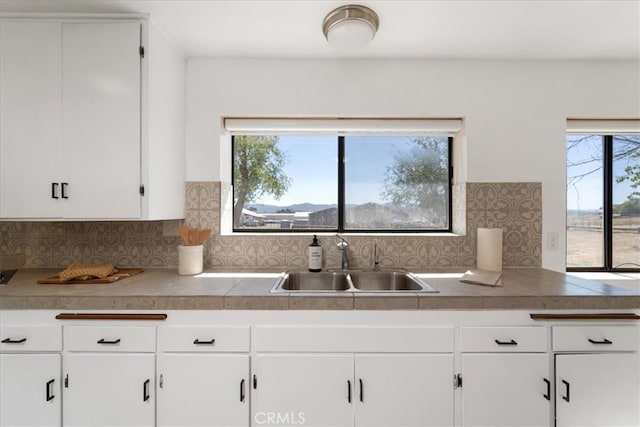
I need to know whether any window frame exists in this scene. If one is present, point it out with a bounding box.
[231,134,454,234]
[566,133,639,273]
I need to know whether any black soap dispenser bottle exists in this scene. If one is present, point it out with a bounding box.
[308,235,323,272]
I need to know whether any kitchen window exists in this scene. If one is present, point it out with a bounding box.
[227,118,460,233]
[566,120,640,271]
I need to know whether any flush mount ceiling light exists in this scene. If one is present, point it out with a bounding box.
[322,4,379,50]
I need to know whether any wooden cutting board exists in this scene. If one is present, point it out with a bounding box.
[37,268,144,285]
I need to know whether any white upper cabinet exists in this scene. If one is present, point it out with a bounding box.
[0,22,63,218]
[61,22,141,219]
[0,16,185,220]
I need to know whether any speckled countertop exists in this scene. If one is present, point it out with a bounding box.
[0,267,638,310]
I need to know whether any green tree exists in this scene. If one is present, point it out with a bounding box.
[381,137,449,222]
[233,136,290,227]
[616,149,640,201]
[616,198,640,215]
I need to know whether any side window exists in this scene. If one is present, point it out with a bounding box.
[566,133,640,270]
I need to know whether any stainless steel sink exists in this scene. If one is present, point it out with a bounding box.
[272,271,350,292]
[349,270,430,291]
[270,270,437,293]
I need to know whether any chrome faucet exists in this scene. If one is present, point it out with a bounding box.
[336,234,349,271]
[372,240,380,271]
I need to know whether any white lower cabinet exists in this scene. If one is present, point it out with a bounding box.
[553,325,640,427]
[63,353,155,427]
[2,311,639,427]
[555,353,639,427]
[354,354,453,427]
[157,354,249,426]
[461,354,550,427]
[156,325,251,426]
[0,353,61,426]
[460,326,551,427]
[0,324,63,427]
[252,354,354,426]
[251,353,453,427]
[62,325,156,426]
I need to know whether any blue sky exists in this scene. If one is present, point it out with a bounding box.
[566,135,638,210]
[257,135,432,206]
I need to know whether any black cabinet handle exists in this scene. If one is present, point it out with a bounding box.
[1,337,27,344]
[495,339,518,346]
[562,380,570,402]
[359,378,364,402]
[143,379,150,402]
[61,182,69,199]
[97,338,121,345]
[51,183,59,199]
[253,374,257,390]
[347,380,352,403]
[240,379,246,402]
[543,378,550,401]
[46,379,55,402]
[588,338,613,345]
[193,338,215,345]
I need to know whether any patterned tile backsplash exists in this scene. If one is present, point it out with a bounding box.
[0,182,541,269]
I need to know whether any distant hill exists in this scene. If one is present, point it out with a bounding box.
[246,203,337,213]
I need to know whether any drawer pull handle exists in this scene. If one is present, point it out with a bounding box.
[46,379,55,402]
[97,338,121,345]
[359,378,364,402]
[543,378,550,401]
[1,337,27,344]
[240,379,246,402]
[562,380,570,402]
[193,338,215,345]
[143,379,150,402]
[588,338,612,345]
[51,182,59,199]
[253,374,257,390]
[494,339,518,346]
[61,182,69,199]
[347,380,352,403]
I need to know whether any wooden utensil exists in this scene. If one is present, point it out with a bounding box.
[179,224,190,246]
[197,229,211,245]
[189,228,199,246]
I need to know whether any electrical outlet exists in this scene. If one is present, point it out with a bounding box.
[546,232,559,251]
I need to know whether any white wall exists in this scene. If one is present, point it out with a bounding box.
[185,58,640,271]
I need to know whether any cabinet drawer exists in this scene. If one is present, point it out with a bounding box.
[461,327,548,352]
[255,326,453,352]
[553,325,639,352]
[159,326,250,352]
[0,326,62,352]
[65,325,156,352]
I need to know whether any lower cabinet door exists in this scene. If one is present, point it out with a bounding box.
[461,353,551,427]
[157,353,249,427]
[63,353,155,427]
[252,354,354,427]
[0,353,61,426]
[555,353,639,427]
[354,354,454,427]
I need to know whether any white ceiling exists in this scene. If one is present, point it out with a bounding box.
[1,0,639,59]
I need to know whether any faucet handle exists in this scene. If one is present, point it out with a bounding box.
[336,234,349,250]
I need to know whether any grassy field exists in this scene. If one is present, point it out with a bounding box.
[567,214,639,267]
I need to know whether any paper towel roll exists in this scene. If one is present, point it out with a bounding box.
[477,228,503,272]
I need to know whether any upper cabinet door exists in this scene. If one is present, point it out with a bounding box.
[0,21,63,219]
[62,22,141,219]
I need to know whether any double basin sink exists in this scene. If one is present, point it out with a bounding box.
[270,270,438,293]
